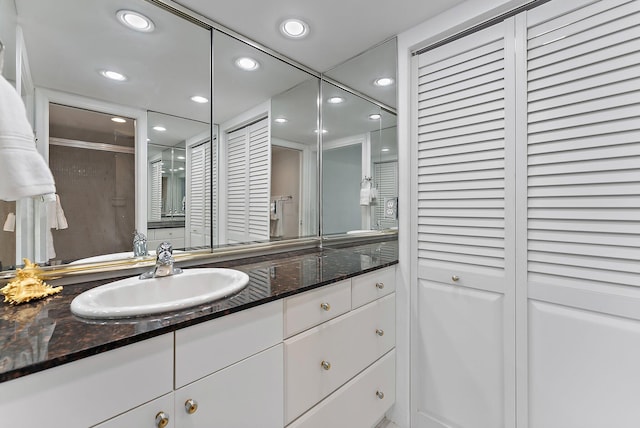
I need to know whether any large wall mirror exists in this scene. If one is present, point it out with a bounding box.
[321,38,398,236]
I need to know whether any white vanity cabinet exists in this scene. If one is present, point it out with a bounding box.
[0,334,174,428]
[94,393,175,428]
[284,266,397,427]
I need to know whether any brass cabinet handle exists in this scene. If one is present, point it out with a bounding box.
[321,360,331,370]
[452,275,460,282]
[155,411,170,428]
[376,329,384,337]
[376,390,385,399]
[320,302,331,311]
[184,398,198,415]
[376,282,385,289]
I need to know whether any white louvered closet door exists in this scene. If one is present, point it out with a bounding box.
[413,19,516,428]
[188,143,206,247]
[149,160,162,221]
[225,118,270,243]
[524,1,640,426]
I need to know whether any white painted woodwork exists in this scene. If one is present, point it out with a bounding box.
[174,344,284,428]
[0,334,173,428]
[284,293,395,424]
[528,301,640,428]
[288,350,396,428]
[175,300,283,388]
[226,117,271,242]
[148,227,186,250]
[187,141,211,247]
[150,160,163,222]
[94,393,175,428]
[413,18,516,428]
[352,265,397,309]
[284,279,352,338]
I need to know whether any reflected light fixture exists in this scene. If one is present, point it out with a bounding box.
[280,18,309,39]
[314,129,328,134]
[116,10,155,32]
[153,126,166,132]
[381,148,390,152]
[274,117,288,123]
[191,95,208,104]
[235,57,260,71]
[111,117,126,123]
[177,156,186,160]
[100,70,127,81]
[327,96,344,104]
[369,113,381,120]
[374,77,394,87]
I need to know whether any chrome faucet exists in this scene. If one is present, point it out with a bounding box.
[133,231,148,257]
[140,242,182,279]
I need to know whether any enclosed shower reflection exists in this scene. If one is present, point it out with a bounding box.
[47,104,135,263]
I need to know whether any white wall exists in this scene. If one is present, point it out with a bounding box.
[392,1,531,426]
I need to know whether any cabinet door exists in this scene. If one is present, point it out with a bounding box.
[412,19,516,428]
[95,393,174,428]
[174,344,283,428]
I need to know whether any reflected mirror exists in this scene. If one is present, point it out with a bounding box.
[321,82,398,235]
[212,29,319,245]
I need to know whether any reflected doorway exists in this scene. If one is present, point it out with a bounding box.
[271,146,301,239]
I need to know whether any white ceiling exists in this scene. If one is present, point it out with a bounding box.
[177,0,465,72]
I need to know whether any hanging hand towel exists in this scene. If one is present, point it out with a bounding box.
[47,194,68,230]
[3,212,15,232]
[0,75,55,201]
[360,188,371,206]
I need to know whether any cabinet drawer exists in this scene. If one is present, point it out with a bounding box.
[0,334,173,428]
[288,350,396,428]
[284,279,351,338]
[175,344,283,428]
[284,294,395,424]
[95,393,174,428]
[352,266,396,309]
[175,300,283,388]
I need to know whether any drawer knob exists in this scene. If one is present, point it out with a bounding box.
[376,390,385,399]
[376,282,385,289]
[155,411,170,428]
[184,398,198,414]
[321,360,331,371]
[452,275,460,282]
[320,302,331,311]
[376,329,384,337]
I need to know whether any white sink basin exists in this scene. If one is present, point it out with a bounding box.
[70,268,249,319]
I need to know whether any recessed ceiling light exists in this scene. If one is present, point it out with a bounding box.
[274,117,288,123]
[177,156,185,160]
[111,117,126,123]
[280,18,309,39]
[381,148,390,152]
[190,95,209,104]
[235,57,260,71]
[116,10,155,33]
[100,70,127,81]
[374,77,394,87]
[369,113,381,120]
[153,126,166,132]
[178,167,185,171]
[314,129,328,134]
[327,96,345,104]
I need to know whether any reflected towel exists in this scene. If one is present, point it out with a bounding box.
[0,75,55,201]
[47,194,68,230]
[3,212,15,232]
[360,188,370,206]
[47,229,56,260]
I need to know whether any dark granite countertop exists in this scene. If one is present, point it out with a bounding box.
[0,240,397,383]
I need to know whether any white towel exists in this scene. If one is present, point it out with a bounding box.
[47,194,68,230]
[360,188,370,206]
[3,212,15,232]
[0,75,55,201]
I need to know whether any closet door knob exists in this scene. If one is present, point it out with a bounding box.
[320,302,331,311]
[376,390,385,399]
[155,412,170,428]
[376,329,384,337]
[376,282,385,289]
[452,275,460,282]
[184,399,198,414]
[321,360,331,371]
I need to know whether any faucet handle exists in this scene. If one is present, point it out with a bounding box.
[157,242,174,255]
